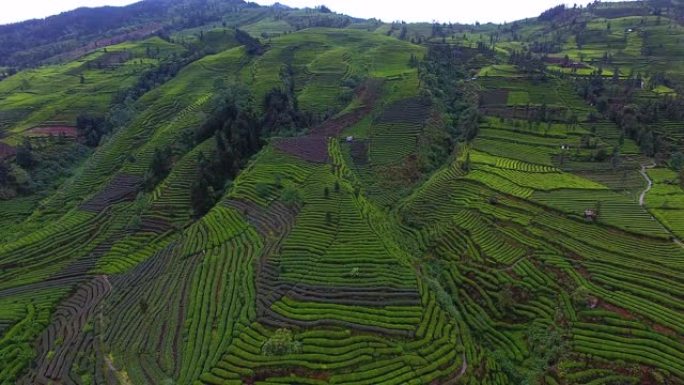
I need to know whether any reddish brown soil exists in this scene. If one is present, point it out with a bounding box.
[273,79,382,163]
[650,321,678,337]
[376,97,431,125]
[28,126,78,137]
[479,106,567,120]
[273,136,329,163]
[349,140,368,166]
[544,57,590,69]
[639,365,663,385]
[245,367,331,385]
[480,90,509,106]
[378,154,422,185]
[0,142,16,160]
[80,173,144,212]
[309,78,383,138]
[600,302,635,320]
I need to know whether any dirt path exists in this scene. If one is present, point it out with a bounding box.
[638,161,656,206]
[638,161,684,249]
[457,354,468,378]
[445,353,468,384]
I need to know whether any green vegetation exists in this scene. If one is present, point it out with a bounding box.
[0,1,684,385]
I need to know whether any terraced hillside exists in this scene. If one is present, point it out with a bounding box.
[1,0,684,384]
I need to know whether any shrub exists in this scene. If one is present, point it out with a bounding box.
[261,329,301,356]
[282,185,302,206]
[256,183,270,198]
[15,138,34,169]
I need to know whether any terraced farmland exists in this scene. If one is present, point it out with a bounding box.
[1,0,684,384]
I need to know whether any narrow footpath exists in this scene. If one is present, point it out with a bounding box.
[638,161,684,248]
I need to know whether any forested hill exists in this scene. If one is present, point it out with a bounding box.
[1,1,684,384]
[0,0,355,68]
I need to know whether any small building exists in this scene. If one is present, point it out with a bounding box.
[584,209,597,221]
[588,297,599,309]
[346,136,354,143]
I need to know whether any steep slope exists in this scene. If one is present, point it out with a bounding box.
[0,1,683,385]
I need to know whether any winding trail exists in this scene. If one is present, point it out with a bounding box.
[638,161,684,249]
[445,354,468,384]
[638,161,657,206]
[457,354,468,378]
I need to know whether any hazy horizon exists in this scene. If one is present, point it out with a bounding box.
[0,0,611,26]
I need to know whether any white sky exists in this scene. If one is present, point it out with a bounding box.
[1,0,604,25]
[0,0,138,24]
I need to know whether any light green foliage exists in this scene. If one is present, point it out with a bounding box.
[2,3,684,385]
[261,329,301,356]
[0,37,185,142]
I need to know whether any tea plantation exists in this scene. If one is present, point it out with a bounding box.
[0,1,683,384]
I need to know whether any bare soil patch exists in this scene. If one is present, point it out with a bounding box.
[28,126,78,137]
[480,90,509,106]
[0,142,16,160]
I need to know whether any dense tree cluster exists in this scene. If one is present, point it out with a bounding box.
[235,28,265,56]
[189,75,309,216]
[538,5,568,21]
[76,115,107,147]
[280,11,352,30]
[191,87,262,216]
[145,146,173,191]
[575,71,683,159]
[509,50,547,75]
[418,44,482,143]
[0,139,89,200]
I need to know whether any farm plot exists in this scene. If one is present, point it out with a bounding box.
[191,129,463,385]
[199,287,464,385]
[18,277,111,385]
[395,146,684,383]
[79,174,144,212]
[26,126,78,138]
[275,168,417,289]
[532,188,669,238]
[465,163,606,200]
[473,138,556,166]
[478,77,589,111]
[479,90,509,106]
[0,37,184,138]
[273,79,382,163]
[369,98,431,166]
[332,93,431,208]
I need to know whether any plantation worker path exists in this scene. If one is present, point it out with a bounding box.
[639,160,684,248]
[639,161,656,207]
